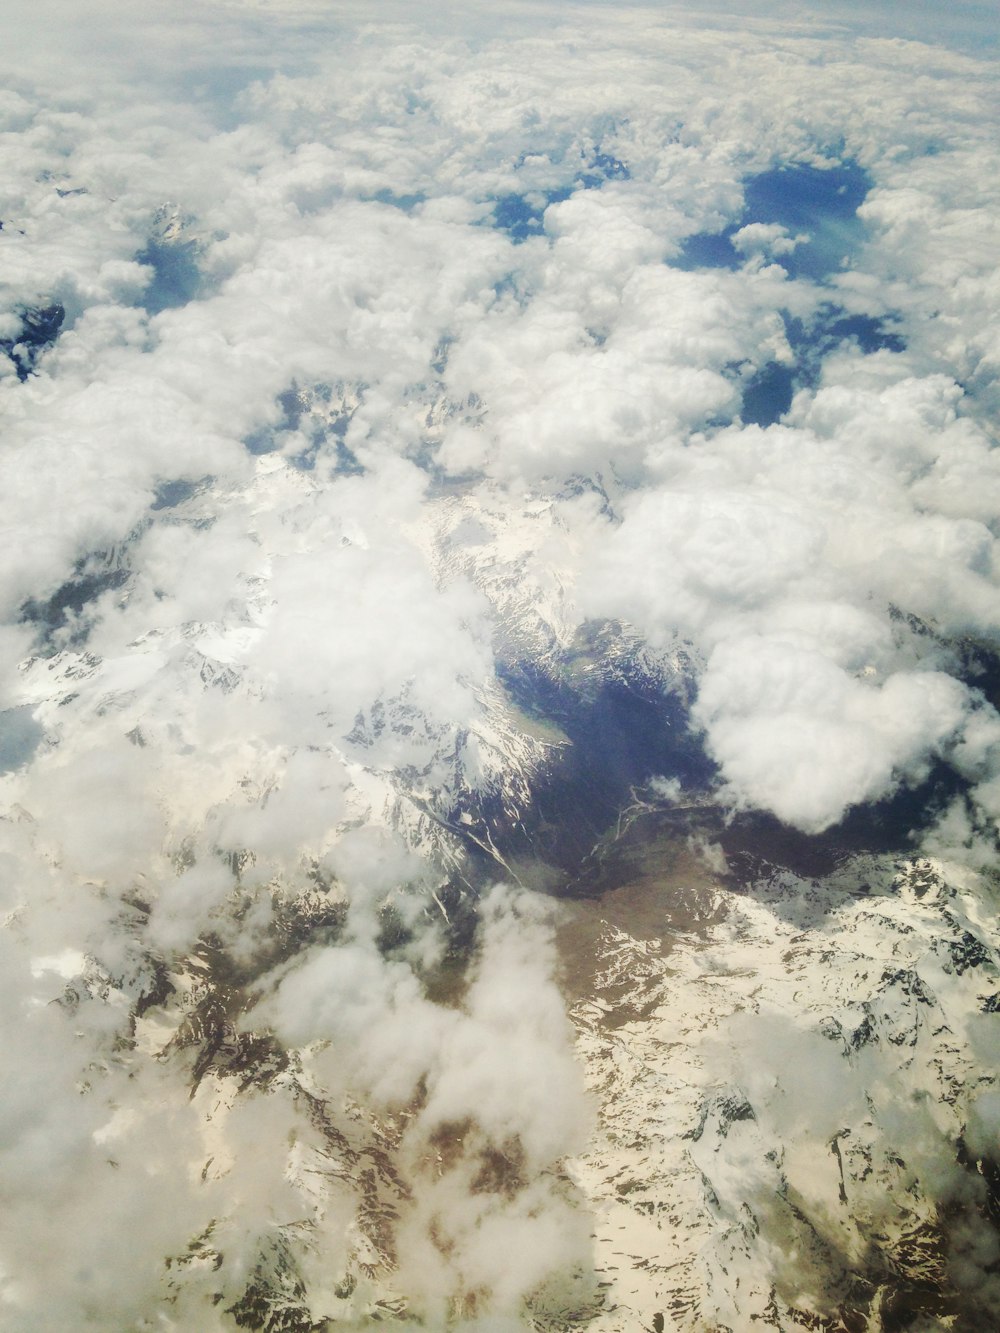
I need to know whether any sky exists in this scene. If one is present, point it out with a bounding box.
[1,0,999,1327]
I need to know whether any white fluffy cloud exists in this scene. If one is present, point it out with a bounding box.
[694,638,972,830]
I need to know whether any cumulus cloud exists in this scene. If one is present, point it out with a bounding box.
[693,640,972,830]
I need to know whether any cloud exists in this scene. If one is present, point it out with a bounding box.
[255,885,591,1321]
[580,487,823,643]
[694,639,972,830]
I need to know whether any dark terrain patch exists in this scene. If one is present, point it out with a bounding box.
[1,303,65,379]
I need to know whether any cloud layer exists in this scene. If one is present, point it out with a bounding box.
[0,0,998,1326]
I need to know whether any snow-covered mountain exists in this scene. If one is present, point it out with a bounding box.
[9,450,1000,1329]
[567,829,1000,1331]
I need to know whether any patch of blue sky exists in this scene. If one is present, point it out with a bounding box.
[637,0,999,57]
[151,478,206,511]
[135,237,203,315]
[673,157,908,430]
[372,188,427,213]
[579,151,630,185]
[181,63,284,128]
[491,189,569,243]
[489,273,531,309]
[738,304,906,427]
[740,362,795,427]
[0,706,44,776]
[488,149,629,243]
[787,307,906,365]
[676,160,872,282]
[746,162,870,280]
[675,230,741,272]
[677,159,908,426]
[800,0,999,55]
[243,383,364,474]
